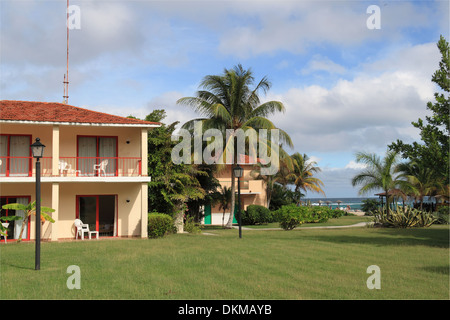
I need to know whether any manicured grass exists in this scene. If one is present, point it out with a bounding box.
[0,224,448,299]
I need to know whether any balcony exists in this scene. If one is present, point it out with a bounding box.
[0,156,143,178]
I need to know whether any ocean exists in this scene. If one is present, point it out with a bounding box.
[302,197,378,211]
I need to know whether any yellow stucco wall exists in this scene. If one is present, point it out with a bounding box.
[0,182,146,240]
[1,122,150,240]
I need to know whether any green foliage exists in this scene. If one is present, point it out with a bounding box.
[372,207,437,228]
[1,201,55,241]
[389,35,449,182]
[177,64,293,228]
[275,204,305,230]
[0,215,23,236]
[241,204,272,225]
[434,206,449,225]
[184,216,202,233]
[361,198,380,215]
[146,114,206,216]
[275,204,345,230]
[290,153,325,198]
[269,183,297,211]
[148,213,175,238]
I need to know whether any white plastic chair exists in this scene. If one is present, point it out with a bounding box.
[1,223,9,243]
[74,219,99,240]
[59,160,72,175]
[93,160,108,176]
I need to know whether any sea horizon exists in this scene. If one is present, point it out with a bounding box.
[302,197,379,210]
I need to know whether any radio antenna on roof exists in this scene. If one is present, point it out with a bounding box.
[63,0,69,104]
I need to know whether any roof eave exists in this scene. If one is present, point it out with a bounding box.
[0,119,160,128]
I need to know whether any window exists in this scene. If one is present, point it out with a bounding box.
[0,135,32,176]
[0,196,31,240]
[77,136,117,176]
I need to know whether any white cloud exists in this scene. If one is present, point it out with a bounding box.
[344,160,367,170]
[217,1,433,58]
[269,42,439,155]
[301,56,347,75]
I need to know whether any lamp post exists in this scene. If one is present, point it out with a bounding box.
[233,164,243,238]
[30,138,45,270]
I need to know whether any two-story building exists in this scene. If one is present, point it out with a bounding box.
[0,100,159,241]
[203,155,268,225]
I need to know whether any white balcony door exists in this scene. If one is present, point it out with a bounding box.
[0,135,31,176]
[78,136,117,176]
[78,137,97,176]
[98,137,116,176]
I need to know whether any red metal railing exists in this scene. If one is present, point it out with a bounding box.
[0,157,142,177]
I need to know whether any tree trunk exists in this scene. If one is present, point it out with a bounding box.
[225,168,236,228]
[17,213,31,242]
[175,208,184,233]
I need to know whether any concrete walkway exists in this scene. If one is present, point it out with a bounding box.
[232,221,371,231]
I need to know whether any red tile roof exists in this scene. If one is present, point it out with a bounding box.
[0,100,160,126]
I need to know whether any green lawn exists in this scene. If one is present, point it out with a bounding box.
[0,224,448,300]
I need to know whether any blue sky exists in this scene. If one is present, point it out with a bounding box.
[1,0,448,197]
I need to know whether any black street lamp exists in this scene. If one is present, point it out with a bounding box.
[233,164,243,238]
[30,138,45,270]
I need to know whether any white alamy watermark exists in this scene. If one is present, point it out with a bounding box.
[66,265,81,289]
[366,265,381,289]
[67,5,81,30]
[366,5,381,30]
[171,121,280,175]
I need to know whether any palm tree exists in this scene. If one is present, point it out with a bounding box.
[1,201,55,242]
[397,160,443,210]
[217,186,232,227]
[251,152,295,208]
[290,153,325,203]
[177,64,293,228]
[351,150,413,213]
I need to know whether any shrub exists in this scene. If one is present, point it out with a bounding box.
[434,206,449,224]
[276,204,306,230]
[184,216,202,233]
[309,206,331,223]
[148,213,175,238]
[372,207,437,228]
[275,204,347,230]
[331,209,346,218]
[361,199,381,216]
[241,205,272,225]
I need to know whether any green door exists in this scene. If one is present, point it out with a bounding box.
[204,204,211,224]
[233,204,239,224]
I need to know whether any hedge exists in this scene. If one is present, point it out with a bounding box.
[241,204,272,225]
[148,213,175,238]
[275,204,346,230]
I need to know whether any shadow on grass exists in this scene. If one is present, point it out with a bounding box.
[421,265,449,275]
[302,227,449,249]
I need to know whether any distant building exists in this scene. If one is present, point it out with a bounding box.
[204,155,267,225]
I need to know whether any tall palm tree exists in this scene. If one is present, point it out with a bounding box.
[251,153,293,208]
[397,160,443,210]
[351,150,412,213]
[217,186,232,228]
[177,64,293,228]
[290,153,325,203]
